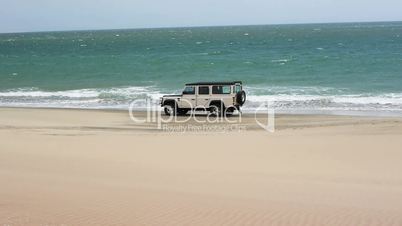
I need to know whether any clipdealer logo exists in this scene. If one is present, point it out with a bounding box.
[128,98,274,132]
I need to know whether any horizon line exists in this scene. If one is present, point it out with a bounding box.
[1,20,401,35]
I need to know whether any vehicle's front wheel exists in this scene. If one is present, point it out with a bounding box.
[164,103,176,116]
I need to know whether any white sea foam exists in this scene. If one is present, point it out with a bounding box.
[1,86,402,115]
[241,85,402,115]
[243,93,402,113]
[0,88,99,98]
[271,59,290,63]
[0,86,165,110]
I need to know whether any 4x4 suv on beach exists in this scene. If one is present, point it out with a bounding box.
[160,81,246,116]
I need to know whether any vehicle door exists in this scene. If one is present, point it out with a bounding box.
[179,86,196,109]
[211,85,232,107]
[196,86,210,109]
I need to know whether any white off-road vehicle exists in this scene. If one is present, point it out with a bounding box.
[160,81,246,116]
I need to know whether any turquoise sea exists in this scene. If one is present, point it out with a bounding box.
[1,22,402,115]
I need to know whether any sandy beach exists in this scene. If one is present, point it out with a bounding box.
[1,107,402,225]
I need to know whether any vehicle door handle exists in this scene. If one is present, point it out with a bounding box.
[204,99,209,100]
[191,99,195,100]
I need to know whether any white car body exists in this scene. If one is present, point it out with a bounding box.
[160,81,246,116]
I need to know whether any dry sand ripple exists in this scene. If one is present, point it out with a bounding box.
[1,108,402,225]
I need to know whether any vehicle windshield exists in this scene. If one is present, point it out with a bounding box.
[182,86,195,95]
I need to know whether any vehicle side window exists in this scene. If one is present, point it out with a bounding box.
[182,86,195,95]
[198,86,209,95]
[235,85,242,93]
[222,86,231,94]
[212,85,231,94]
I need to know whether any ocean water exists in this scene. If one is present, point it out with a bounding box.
[1,22,402,115]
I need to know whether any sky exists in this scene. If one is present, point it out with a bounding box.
[0,0,401,33]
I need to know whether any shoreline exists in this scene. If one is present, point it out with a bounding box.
[0,107,402,129]
[1,106,402,118]
[1,107,402,135]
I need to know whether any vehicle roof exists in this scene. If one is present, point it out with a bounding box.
[185,81,242,86]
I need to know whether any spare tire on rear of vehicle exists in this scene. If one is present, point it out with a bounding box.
[236,90,246,106]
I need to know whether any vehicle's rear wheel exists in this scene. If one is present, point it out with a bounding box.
[164,103,176,116]
[225,107,235,116]
[210,103,224,117]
